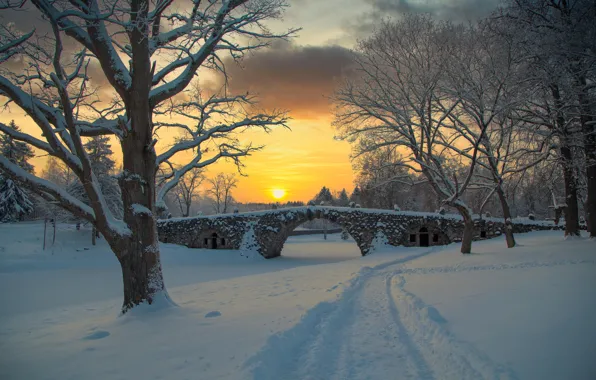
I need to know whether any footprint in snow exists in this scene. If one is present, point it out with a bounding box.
[82,330,110,340]
[425,306,447,324]
[204,311,222,318]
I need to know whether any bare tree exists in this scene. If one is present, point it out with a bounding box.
[206,172,238,214]
[172,167,204,217]
[154,83,289,214]
[353,146,414,210]
[498,0,596,236]
[440,20,555,248]
[0,0,295,312]
[334,15,483,253]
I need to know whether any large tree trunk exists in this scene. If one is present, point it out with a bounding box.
[560,145,581,237]
[495,186,516,248]
[112,0,169,313]
[114,234,168,312]
[116,130,170,313]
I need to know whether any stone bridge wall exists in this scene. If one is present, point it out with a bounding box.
[157,207,561,258]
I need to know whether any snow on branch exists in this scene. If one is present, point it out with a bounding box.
[149,0,298,107]
[0,122,54,154]
[0,155,95,221]
[31,0,132,95]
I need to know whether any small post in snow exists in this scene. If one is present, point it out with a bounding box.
[43,218,47,250]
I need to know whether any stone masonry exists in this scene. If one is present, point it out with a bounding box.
[157,206,561,259]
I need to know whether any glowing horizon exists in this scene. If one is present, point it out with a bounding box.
[272,189,286,200]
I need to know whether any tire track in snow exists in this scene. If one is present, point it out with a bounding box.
[245,249,439,380]
[387,274,518,380]
[245,252,589,379]
[383,274,435,379]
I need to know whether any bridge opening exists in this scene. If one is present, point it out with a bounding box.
[280,219,361,262]
[194,230,232,250]
[211,233,218,249]
[419,227,430,247]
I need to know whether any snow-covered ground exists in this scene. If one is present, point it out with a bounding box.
[0,222,594,380]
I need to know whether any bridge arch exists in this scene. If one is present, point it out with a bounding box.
[252,208,371,258]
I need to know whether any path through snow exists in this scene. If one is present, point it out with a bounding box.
[248,245,594,380]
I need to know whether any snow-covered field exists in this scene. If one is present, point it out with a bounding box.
[0,222,595,380]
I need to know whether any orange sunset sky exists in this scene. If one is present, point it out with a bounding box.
[1,0,500,203]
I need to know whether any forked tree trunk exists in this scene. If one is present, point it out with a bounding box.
[454,204,474,254]
[496,187,516,248]
[461,220,474,254]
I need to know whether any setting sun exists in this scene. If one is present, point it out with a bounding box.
[272,189,286,200]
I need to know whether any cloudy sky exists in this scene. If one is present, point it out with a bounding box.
[4,0,501,204]
[210,0,500,203]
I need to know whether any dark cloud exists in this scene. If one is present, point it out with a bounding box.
[337,0,502,48]
[220,41,355,119]
[366,0,500,22]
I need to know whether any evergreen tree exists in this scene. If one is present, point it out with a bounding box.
[349,186,361,205]
[84,136,115,175]
[312,186,334,205]
[338,189,350,206]
[68,136,123,219]
[0,121,35,221]
[0,121,34,173]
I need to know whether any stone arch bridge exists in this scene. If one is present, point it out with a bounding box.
[157,206,559,259]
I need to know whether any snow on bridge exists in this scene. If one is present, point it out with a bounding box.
[157,206,560,258]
